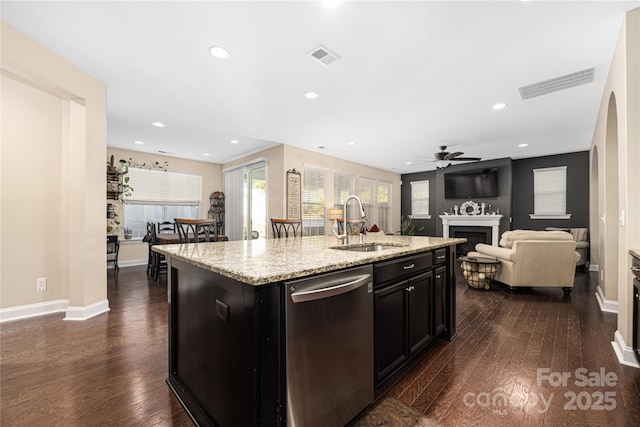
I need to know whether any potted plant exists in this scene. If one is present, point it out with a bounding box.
[124,227,133,239]
[399,215,424,236]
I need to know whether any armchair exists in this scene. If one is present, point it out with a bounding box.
[469,230,580,295]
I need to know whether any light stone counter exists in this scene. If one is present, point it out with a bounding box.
[154,235,465,286]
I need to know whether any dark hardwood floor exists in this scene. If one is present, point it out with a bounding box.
[1,264,639,426]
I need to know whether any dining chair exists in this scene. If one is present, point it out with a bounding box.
[146,222,167,280]
[270,218,302,238]
[175,218,217,243]
[157,221,175,234]
[145,222,155,277]
[106,235,119,272]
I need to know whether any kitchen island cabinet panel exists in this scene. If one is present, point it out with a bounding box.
[154,235,464,426]
[374,281,407,383]
[167,259,280,427]
[408,271,434,355]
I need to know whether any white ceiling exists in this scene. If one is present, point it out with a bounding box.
[2,0,638,173]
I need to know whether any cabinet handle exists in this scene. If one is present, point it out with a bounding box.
[632,266,640,272]
[403,263,415,270]
[405,285,415,292]
[435,274,441,279]
[437,255,446,260]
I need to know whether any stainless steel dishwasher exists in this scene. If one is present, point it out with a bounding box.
[285,265,374,427]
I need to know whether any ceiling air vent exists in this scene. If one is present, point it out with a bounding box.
[308,45,340,66]
[518,67,596,100]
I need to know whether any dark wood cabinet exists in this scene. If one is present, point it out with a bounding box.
[408,271,434,355]
[373,248,452,386]
[433,265,447,337]
[374,281,407,382]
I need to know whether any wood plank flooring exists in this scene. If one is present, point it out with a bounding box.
[1,265,639,426]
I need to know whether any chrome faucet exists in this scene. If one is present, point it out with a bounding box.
[332,195,367,245]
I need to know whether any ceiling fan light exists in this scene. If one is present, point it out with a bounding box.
[436,160,450,169]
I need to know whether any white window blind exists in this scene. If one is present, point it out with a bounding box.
[124,168,201,204]
[303,166,328,236]
[358,177,376,220]
[224,167,246,241]
[411,180,430,218]
[377,181,392,232]
[532,166,570,218]
[334,172,355,207]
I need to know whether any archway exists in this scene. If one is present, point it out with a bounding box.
[603,92,619,302]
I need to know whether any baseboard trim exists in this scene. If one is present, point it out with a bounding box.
[109,259,146,268]
[589,263,599,272]
[64,299,110,321]
[0,299,68,323]
[595,285,618,313]
[611,330,640,368]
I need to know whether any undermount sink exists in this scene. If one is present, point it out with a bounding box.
[330,243,408,252]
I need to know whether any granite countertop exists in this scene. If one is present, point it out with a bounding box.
[630,249,640,259]
[154,235,465,286]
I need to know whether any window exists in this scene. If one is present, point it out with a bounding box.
[333,172,355,208]
[530,166,571,219]
[357,177,376,230]
[377,181,392,233]
[410,180,430,219]
[123,168,202,238]
[303,166,328,236]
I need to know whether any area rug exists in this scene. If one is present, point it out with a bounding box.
[354,397,442,427]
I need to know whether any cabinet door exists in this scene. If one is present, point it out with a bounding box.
[408,271,433,355]
[374,281,407,383]
[433,266,447,337]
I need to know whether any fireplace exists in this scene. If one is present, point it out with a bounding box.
[450,226,492,255]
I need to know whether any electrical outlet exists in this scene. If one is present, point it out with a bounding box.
[600,270,604,281]
[216,299,229,323]
[36,277,46,291]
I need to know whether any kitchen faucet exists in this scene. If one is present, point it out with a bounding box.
[332,195,367,245]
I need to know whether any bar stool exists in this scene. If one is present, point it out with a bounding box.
[175,218,217,243]
[270,219,302,238]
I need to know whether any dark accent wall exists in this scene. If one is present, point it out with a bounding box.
[401,151,589,236]
[511,151,589,230]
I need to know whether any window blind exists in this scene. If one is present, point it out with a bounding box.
[377,181,392,232]
[124,168,201,204]
[534,166,566,214]
[303,166,328,236]
[411,180,430,218]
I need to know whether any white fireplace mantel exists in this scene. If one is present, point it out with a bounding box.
[439,215,503,246]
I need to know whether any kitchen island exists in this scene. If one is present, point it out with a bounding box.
[154,235,464,426]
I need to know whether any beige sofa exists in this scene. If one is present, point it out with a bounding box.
[545,227,589,268]
[469,230,580,295]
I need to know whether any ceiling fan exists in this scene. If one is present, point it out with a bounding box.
[432,145,481,168]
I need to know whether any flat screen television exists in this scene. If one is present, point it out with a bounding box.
[444,168,498,199]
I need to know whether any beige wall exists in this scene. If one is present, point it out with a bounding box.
[107,147,223,265]
[1,22,107,315]
[589,8,640,362]
[222,144,401,237]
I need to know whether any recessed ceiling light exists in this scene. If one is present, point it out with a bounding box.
[203,153,211,156]
[152,122,165,128]
[304,91,319,100]
[348,141,356,146]
[492,103,508,110]
[405,161,412,165]
[134,140,144,145]
[209,45,229,59]
[519,143,529,147]
[230,139,239,144]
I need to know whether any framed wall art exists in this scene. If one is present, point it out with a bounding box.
[286,169,301,220]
